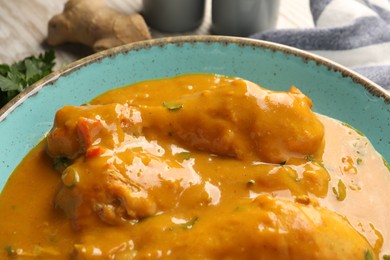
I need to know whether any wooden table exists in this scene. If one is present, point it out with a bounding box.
[0,0,314,66]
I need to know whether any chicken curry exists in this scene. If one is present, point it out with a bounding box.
[0,74,389,259]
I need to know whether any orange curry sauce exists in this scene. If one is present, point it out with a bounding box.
[0,74,389,259]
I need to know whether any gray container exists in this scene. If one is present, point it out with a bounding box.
[143,0,206,33]
[212,0,280,36]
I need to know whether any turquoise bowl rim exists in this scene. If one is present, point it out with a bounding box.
[1,35,389,120]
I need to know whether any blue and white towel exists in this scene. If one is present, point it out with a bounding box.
[251,0,390,91]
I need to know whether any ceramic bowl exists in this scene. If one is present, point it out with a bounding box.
[0,36,389,190]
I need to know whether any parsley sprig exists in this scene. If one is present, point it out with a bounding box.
[0,50,55,108]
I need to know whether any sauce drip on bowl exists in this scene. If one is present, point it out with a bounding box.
[0,74,389,259]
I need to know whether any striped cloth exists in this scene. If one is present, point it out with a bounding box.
[251,0,390,91]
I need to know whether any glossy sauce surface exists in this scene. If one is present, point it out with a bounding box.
[0,74,389,259]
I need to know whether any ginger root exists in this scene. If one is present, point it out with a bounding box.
[47,0,151,52]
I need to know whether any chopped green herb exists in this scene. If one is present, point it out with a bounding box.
[383,254,390,260]
[162,101,183,111]
[365,249,373,260]
[177,152,191,160]
[332,179,347,201]
[0,50,55,108]
[181,217,198,229]
[5,245,16,257]
[356,158,363,165]
[279,161,286,166]
[341,122,364,136]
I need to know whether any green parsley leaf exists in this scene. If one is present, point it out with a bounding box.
[0,50,55,108]
[383,254,390,260]
[0,75,20,92]
[0,64,9,75]
[25,59,41,81]
[162,101,183,111]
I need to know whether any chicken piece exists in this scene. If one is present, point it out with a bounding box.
[75,195,377,259]
[140,79,324,163]
[47,79,324,163]
[181,195,376,259]
[55,162,158,229]
[49,104,197,228]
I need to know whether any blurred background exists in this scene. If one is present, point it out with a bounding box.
[0,0,312,66]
